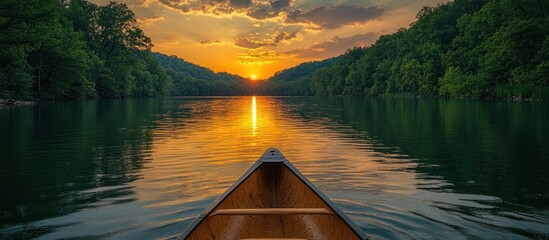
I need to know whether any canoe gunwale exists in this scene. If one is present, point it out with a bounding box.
[176,148,365,240]
[176,161,262,239]
[280,155,365,239]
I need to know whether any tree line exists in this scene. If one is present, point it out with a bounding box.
[0,0,171,100]
[2,0,547,100]
[0,0,293,100]
[278,0,548,100]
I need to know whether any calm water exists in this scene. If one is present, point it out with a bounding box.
[1,96,548,239]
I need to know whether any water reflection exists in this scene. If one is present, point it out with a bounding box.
[284,97,549,208]
[0,99,163,238]
[280,97,549,239]
[252,96,257,136]
[0,97,548,239]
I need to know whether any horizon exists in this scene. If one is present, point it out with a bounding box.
[89,0,449,79]
[2,0,549,239]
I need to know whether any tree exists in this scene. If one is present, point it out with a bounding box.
[0,0,60,99]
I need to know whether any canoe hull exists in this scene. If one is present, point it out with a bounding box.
[178,148,364,240]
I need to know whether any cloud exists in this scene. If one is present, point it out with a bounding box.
[138,0,156,7]
[136,16,165,26]
[199,39,222,45]
[286,6,384,29]
[156,1,383,29]
[234,37,267,49]
[234,31,299,49]
[229,0,252,8]
[157,0,291,19]
[273,31,298,44]
[271,0,291,10]
[246,0,292,19]
[238,50,283,65]
[286,32,378,59]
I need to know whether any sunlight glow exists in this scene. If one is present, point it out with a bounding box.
[251,75,257,80]
[252,96,257,135]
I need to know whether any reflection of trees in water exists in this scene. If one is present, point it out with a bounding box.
[285,96,549,209]
[0,99,164,227]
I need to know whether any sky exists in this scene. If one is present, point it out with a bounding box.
[89,0,448,79]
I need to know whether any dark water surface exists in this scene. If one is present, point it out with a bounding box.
[1,97,548,239]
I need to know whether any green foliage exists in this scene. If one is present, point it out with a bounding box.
[154,53,236,82]
[303,0,548,100]
[0,0,61,99]
[27,20,96,99]
[2,0,546,100]
[153,53,250,96]
[0,0,170,100]
[152,52,319,96]
[0,48,34,99]
[269,57,338,81]
[93,2,152,58]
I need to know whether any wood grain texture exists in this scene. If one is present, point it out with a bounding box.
[185,163,361,240]
[210,208,332,216]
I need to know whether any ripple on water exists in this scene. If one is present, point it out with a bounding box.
[1,97,548,239]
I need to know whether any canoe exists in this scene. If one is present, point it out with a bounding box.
[177,148,365,240]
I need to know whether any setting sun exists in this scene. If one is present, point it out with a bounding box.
[251,75,257,80]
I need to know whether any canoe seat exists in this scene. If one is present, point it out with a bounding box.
[210,208,333,217]
[240,239,307,240]
[241,239,307,240]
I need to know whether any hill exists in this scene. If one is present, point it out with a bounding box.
[152,53,242,82]
[307,0,549,100]
[152,52,255,96]
[269,57,338,81]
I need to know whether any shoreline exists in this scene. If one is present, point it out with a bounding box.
[0,99,37,106]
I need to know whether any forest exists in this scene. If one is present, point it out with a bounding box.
[281,0,548,100]
[154,53,313,96]
[0,0,174,100]
[1,0,548,100]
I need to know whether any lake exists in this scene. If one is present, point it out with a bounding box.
[1,96,548,239]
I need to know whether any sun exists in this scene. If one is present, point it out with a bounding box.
[251,75,257,80]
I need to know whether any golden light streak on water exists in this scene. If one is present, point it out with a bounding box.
[252,96,257,137]
[5,97,547,239]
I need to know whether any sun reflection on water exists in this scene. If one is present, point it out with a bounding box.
[252,96,257,136]
[3,97,547,239]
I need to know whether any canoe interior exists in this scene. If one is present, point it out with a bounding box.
[185,162,361,240]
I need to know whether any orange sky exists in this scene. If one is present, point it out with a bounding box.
[89,0,448,79]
